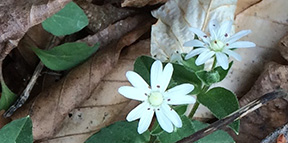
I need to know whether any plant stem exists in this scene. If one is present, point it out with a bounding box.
[188,101,200,118]
[211,56,217,70]
[188,85,209,118]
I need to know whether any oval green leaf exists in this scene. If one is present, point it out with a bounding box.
[157,116,234,143]
[32,42,99,71]
[197,87,240,134]
[0,116,33,143]
[0,80,17,111]
[42,2,89,36]
[85,121,150,143]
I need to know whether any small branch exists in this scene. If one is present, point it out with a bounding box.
[3,36,57,118]
[178,88,287,143]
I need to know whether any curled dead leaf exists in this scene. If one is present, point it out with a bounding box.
[121,0,167,7]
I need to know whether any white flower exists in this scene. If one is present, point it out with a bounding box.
[183,20,256,70]
[118,60,195,134]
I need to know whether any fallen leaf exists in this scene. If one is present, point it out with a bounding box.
[121,0,167,7]
[76,0,135,33]
[0,0,72,59]
[11,15,154,141]
[231,62,288,143]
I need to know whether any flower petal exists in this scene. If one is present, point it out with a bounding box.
[226,30,251,44]
[150,60,163,91]
[137,107,154,134]
[195,50,215,65]
[118,86,149,101]
[126,71,149,89]
[158,63,173,92]
[185,48,209,60]
[227,41,256,49]
[223,49,242,61]
[217,20,232,40]
[215,52,229,70]
[155,109,173,133]
[126,102,150,121]
[164,83,194,98]
[183,40,205,47]
[161,104,182,128]
[167,95,196,105]
[208,20,218,40]
[189,27,210,44]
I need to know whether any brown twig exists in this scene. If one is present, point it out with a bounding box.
[3,36,57,117]
[178,88,287,143]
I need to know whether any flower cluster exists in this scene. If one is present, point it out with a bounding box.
[118,60,195,134]
[184,20,256,70]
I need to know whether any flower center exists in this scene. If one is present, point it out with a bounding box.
[148,92,163,106]
[210,40,225,51]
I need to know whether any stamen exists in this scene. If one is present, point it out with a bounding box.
[145,93,148,96]
[167,99,171,101]
[214,41,217,44]
[147,108,150,110]
[157,85,160,88]
[224,33,228,37]
[157,108,160,111]
[203,35,208,38]
[226,43,229,46]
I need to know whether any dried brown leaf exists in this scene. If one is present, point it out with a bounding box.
[11,15,154,140]
[76,0,135,33]
[0,0,72,59]
[278,35,288,62]
[232,62,288,143]
[121,0,167,7]
[277,134,287,143]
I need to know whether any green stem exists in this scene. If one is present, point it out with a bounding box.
[188,101,200,118]
[211,56,217,70]
[188,85,209,118]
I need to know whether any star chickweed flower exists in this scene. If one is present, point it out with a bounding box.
[183,20,256,70]
[118,60,195,134]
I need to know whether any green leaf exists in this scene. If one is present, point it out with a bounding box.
[0,116,33,143]
[85,121,150,143]
[214,61,233,82]
[32,42,99,71]
[197,87,240,134]
[157,116,234,143]
[134,56,155,85]
[0,81,17,111]
[42,2,89,36]
[172,63,202,94]
[181,55,204,72]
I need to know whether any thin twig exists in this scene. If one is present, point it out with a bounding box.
[3,36,57,118]
[178,88,287,143]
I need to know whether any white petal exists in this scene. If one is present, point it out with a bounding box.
[126,71,149,89]
[189,27,210,44]
[161,104,182,128]
[183,40,205,47]
[195,51,215,65]
[217,20,232,40]
[155,109,173,133]
[226,30,251,43]
[118,86,149,101]
[127,102,150,121]
[185,48,209,60]
[167,95,196,105]
[215,52,229,70]
[158,63,173,92]
[164,84,194,98]
[227,41,256,49]
[223,49,242,61]
[137,107,154,134]
[208,20,218,40]
[150,60,163,91]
